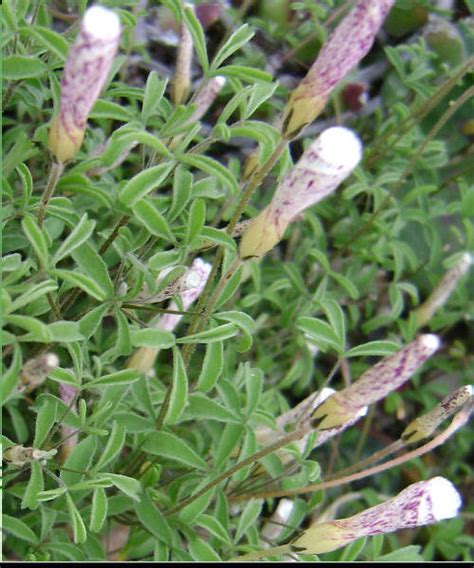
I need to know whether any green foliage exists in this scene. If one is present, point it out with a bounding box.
[2,0,472,563]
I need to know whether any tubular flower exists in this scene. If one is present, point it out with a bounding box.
[239,127,362,260]
[415,252,472,328]
[256,388,367,463]
[402,384,473,445]
[282,0,395,137]
[171,3,194,105]
[48,5,121,163]
[312,335,441,430]
[127,258,211,373]
[291,477,462,555]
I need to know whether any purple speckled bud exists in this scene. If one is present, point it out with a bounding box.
[256,387,368,464]
[127,258,212,373]
[239,127,362,259]
[283,0,395,137]
[415,252,472,328]
[312,335,441,430]
[291,477,461,554]
[49,5,121,163]
[402,384,473,445]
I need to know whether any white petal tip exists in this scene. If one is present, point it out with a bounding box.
[45,353,60,368]
[214,76,227,86]
[428,477,462,520]
[276,499,295,520]
[420,334,441,351]
[461,252,473,266]
[466,385,473,395]
[319,127,363,171]
[83,5,121,40]
[357,405,369,418]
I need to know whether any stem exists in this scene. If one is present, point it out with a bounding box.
[167,425,313,515]
[228,404,472,503]
[231,544,292,562]
[37,161,65,228]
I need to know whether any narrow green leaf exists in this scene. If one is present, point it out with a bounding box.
[196,341,223,392]
[132,199,175,241]
[21,214,49,268]
[24,26,69,60]
[345,341,401,358]
[3,55,48,79]
[188,536,222,561]
[130,328,175,349]
[89,488,108,533]
[61,436,97,486]
[48,321,84,342]
[142,72,167,121]
[86,369,142,388]
[21,462,44,510]
[183,393,240,423]
[297,316,342,353]
[134,490,173,544]
[211,24,254,69]
[33,397,57,447]
[163,346,188,425]
[180,154,238,194]
[66,493,87,544]
[53,214,96,264]
[71,243,114,295]
[196,514,232,545]
[6,314,53,343]
[214,65,272,83]
[79,304,109,339]
[96,421,126,470]
[143,431,208,470]
[177,323,238,344]
[168,166,193,221]
[54,269,107,302]
[102,473,142,501]
[120,162,174,207]
[185,198,206,244]
[235,500,263,542]
[2,514,39,544]
[200,226,236,252]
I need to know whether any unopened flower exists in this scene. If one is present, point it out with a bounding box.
[20,353,59,391]
[171,4,194,106]
[312,335,441,430]
[256,388,367,463]
[59,383,79,461]
[239,127,362,259]
[290,477,462,555]
[189,76,226,123]
[415,252,472,328]
[282,0,395,137]
[127,258,211,373]
[261,499,295,545]
[4,445,57,466]
[48,5,121,163]
[402,385,473,445]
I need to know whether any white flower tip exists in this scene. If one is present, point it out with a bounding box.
[319,127,363,171]
[318,387,337,402]
[427,477,462,520]
[214,76,227,87]
[461,252,473,267]
[420,334,441,352]
[45,353,60,369]
[276,498,295,520]
[83,5,121,40]
[357,405,369,418]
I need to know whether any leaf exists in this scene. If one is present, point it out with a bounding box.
[119,162,174,207]
[297,316,343,353]
[376,545,424,562]
[89,488,108,533]
[185,198,206,244]
[2,344,22,405]
[183,5,209,72]
[200,227,236,252]
[25,26,69,60]
[142,72,167,121]
[179,154,239,194]
[2,514,39,544]
[134,490,173,544]
[177,323,238,344]
[211,24,254,69]
[53,213,96,264]
[8,280,57,312]
[89,100,134,122]
[214,310,256,352]
[320,300,346,351]
[6,314,53,343]
[61,436,97,486]
[196,341,223,392]
[21,214,49,268]
[130,328,175,349]
[183,393,240,423]
[48,321,84,342]
[79,304,109,339]
[66,494,87,544]
[72,243,114,296]
[102,473,141,501]
[168,166,193,221]
[54,269,107,302]
[345,341,401,358]
[163,346,188,425]
[21,462,44,510]
[188,537,222,561]
[3,55,48,79]
[132,199,175,241]
[86,369,142,388]
[196,514,231,545]
[33,397,57,447]
[96,421,126,470]
[143,431,208,470]
[114,309,132,357]
[2,253,22,272]
[115,129,172,159]
[235,499,263,542]
[214,65,272,83]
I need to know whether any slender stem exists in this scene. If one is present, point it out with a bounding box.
[37,161,65,228]
[167,425,313,515]
[228,404,472,503]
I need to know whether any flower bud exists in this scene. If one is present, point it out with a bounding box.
[402,385,473,445]
[59,383,79,461]
[127,258,211,373]
[282,0,394,137]
[171,4,194,106]
[189,76,226,123]
[20,353,59,391]
[48,5,121,163]
[415,252,472,328]
[311,335,441,430]
[239,127,362,259]
[4,445,57,466]
[291,477,462,555]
